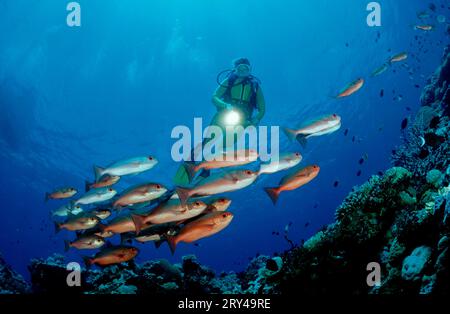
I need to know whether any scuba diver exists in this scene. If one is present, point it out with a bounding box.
[174,58,266,185]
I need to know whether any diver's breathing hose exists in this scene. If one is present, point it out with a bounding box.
[216,69,261,88]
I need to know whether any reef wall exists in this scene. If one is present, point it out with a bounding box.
[278,47,450,295]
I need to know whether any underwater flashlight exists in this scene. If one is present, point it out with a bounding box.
[223,110,242,126]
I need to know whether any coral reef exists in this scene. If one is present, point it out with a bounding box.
[275,48,450,295]
[0,254,30,294]
[24,253,284,294]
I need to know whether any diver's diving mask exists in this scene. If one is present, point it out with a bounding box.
[235,63,251,78]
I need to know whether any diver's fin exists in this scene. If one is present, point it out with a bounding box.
[282,127,298,142]
[175,187,191,206]
[85,181,91,192]
[93,165,105,182]
[264,187,280,205]
[64,240,71,252]
[173,164,190,186]
[131,214,146,235]
[296,135,308,148]
[167,236,177,255]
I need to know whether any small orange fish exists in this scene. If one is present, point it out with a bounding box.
[85,175,120,191]
[336,78,364,98]
[45,187,77,201]
[100,215,137,235]
[82,246,139,268]
[414,25,433,31]
[389,52,408,63]
[167,212,234,254]
[264,165,320,205]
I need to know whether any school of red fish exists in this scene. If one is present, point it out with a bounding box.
[45,12,435,266]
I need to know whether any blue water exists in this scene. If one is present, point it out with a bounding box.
[0,0,448,279]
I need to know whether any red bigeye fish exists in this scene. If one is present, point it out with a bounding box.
[74,187,117,206]
[283,114,341,147]
[45,187,77,202]
[166,212,234,254]
[82,246,139,268]
[258,152,302,175]
[85,175,120,192]
[64,235,105,252]
[264,165,320,205]
[93,156,158,182]
[112,183,167,209]
[183,149,258,182]
[414,25,434,31]
[55,215,100,233]
[175,170,258,206]
[389,52,408,64]
[131,199,208,234]
[335,78,364,98]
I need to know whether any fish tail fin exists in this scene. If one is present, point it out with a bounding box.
[120,234,132,245]
[183,163,198,182]
[54,222,61,234]
[97,223,107,232]
[296,134,308,148]
[68,200,76,211]
[282,127,298,142]
[154,239,165,249]
[93,165,104,182]
[167,236,178,255]
[45,193,50,202]
[82,256,93,269]
[175,187,191,206]
[64,240,71,252]
[85,181,91,192]
[264,187,281,205]
[130,214,146,235]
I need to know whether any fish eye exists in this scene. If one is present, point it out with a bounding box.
[222,214,227,218]
[148,156,153,161]
[108,188,113,192]
[333,114,337,117]
[195,201,200,206]
[245,170,252,175]
[295,153,300,157]
[156,184,161,189]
